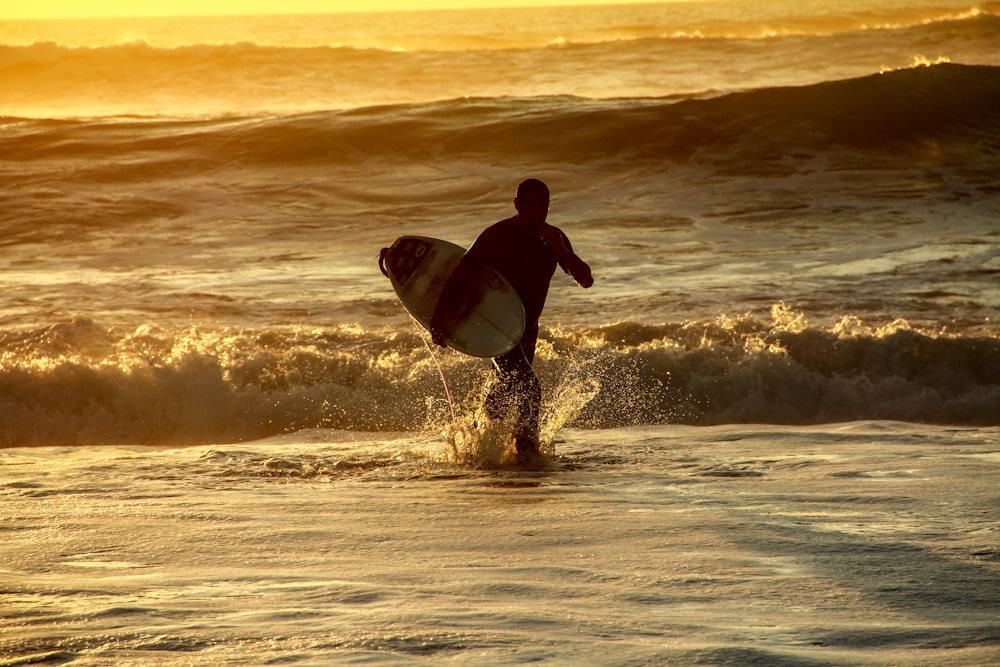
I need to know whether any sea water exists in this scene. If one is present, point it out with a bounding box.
[1,1,999,664]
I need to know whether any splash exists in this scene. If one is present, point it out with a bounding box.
[440,355,601,468]
[444,405,518,469]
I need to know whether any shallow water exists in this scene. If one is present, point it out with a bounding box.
[2,423,998,665]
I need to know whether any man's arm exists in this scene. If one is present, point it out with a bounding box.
[539,226,594,288]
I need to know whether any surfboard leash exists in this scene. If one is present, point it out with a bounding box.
[409,313,457,423]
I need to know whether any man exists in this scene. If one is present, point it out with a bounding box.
[430,178,594,462]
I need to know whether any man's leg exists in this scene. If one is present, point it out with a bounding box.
[484,342,541,456]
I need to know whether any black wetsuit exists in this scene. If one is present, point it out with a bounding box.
[462,216,572,451]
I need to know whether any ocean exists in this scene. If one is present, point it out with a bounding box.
[2,1,999,664]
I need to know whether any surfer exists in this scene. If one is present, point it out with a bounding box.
[430,178,594,462]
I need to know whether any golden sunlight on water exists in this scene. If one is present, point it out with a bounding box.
[1,0,657,20]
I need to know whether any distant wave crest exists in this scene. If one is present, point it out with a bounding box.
[2,7,998,118]
[6,63,996,179]
[2,5,997,51]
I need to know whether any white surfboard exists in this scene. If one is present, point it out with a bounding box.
[379,236,525,358]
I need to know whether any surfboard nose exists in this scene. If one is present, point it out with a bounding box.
[380,237,435,286]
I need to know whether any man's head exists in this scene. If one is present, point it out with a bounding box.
[514,178,550,227]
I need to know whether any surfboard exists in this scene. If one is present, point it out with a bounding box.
[379,236,525,358]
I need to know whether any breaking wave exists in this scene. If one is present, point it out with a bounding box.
[2,306,998,447]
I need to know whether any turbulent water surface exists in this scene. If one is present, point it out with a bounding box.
[1,1,999,664]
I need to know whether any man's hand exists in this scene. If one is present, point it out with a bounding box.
[572,261,594,288]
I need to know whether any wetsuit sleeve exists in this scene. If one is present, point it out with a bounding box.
[555,228,573,274]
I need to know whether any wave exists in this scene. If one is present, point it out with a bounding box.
[3,6,999,117]
[3,10,997,58]
[558,3,1000,44]
[6,63,996,178]
[1,309,998,447]
[438,63,1000,164]
[3,4,998,51]
[0,39,378,67]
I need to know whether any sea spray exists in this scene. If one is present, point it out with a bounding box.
[443,404,518,469]
[2,310,998,447]
[441,352,602,467]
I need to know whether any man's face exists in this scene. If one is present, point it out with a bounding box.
[514,193,549,227]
